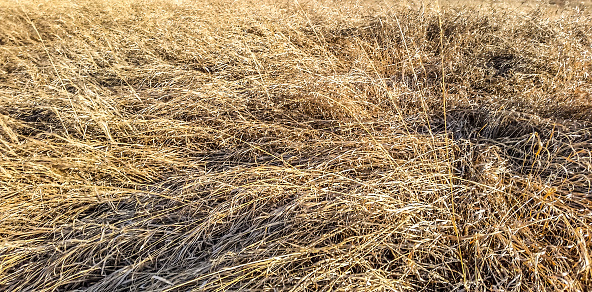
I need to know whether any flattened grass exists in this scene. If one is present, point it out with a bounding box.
[1,0,591,290]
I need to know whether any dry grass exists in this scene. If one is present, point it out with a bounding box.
[1,0,591,290]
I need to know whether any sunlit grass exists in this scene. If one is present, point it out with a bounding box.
[1,0,591,290]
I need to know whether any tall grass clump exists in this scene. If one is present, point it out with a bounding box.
[1,0,591,290]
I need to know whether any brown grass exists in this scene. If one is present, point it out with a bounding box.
[1,0,591,290]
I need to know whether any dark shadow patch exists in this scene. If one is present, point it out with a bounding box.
[1,106,63,136]
[428,108,592,187]
[574,28,590,46]
[65,84,79,94]
[486,54,515,77]
[89,72,124,88]
[189,64,217,74]
[428,108,545,141]
[244,26,267,37]
[485,54,525,77]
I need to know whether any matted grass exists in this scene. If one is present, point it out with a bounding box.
[1,0,591,290]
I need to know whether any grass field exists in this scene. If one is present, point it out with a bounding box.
[1,0,591,290]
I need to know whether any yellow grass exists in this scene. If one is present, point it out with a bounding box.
[1,0,591,290]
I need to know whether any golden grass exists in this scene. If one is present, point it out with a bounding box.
[1,0,591,290]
